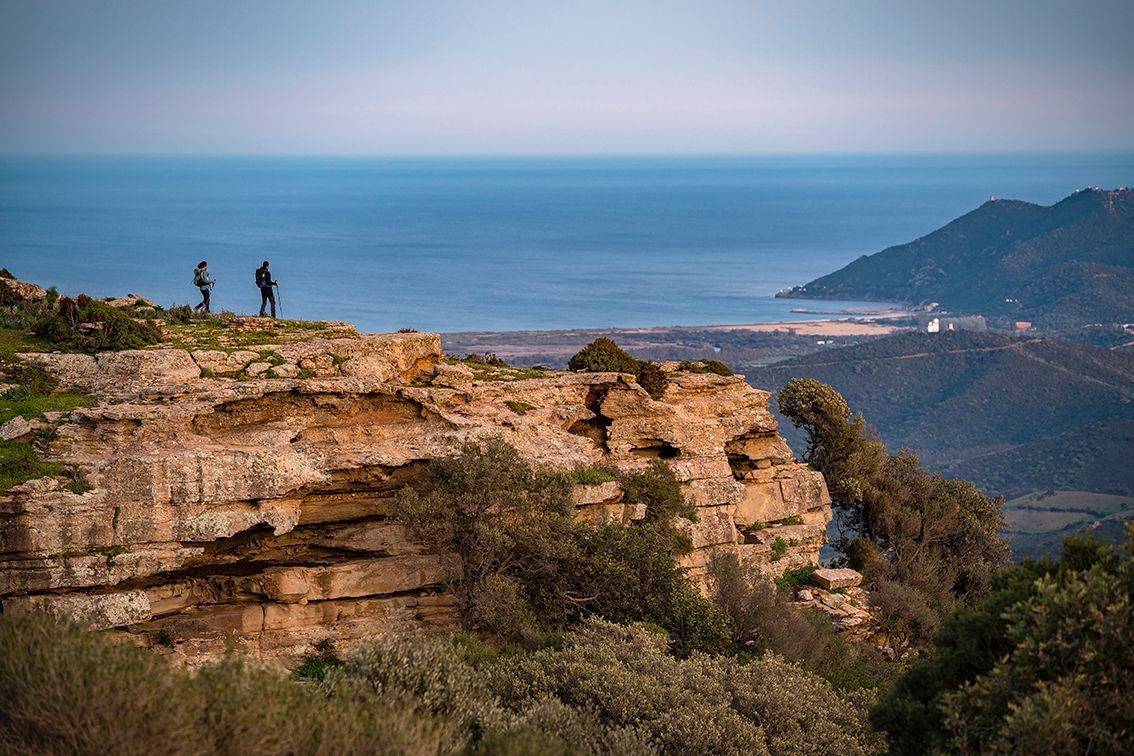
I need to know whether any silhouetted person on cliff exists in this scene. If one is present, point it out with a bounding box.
[256,260,278,318]
[193,261,216,313]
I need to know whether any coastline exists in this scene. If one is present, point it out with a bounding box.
[442,312,911,368]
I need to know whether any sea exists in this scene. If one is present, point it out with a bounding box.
[2,153,1132,333]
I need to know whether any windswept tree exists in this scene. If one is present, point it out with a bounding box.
[778,378,1010,648]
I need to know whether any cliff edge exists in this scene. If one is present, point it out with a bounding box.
[0,315,830,664]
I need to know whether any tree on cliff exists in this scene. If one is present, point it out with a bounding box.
[393,438,730,654]
[778,378,1010,648]
[393,437,579,635]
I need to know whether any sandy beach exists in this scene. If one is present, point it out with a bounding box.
[443,315,910,366]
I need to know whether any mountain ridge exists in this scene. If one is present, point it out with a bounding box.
[778,187,1134,330]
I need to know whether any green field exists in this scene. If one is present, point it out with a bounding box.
[1002,490,1134,560]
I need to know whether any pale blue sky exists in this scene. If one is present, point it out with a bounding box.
[1,0,1131,154]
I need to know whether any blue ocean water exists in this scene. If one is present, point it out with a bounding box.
[2,153,1132,333]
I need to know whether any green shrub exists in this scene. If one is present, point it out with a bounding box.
[572,467,617,485]
[771,537,788,561]
[774,564,817,589]
[393,436,577,636]
[463,352,508,367]
[1,362,59,398]
[566,339,674,400]
[0,298,57,333]
[487,618,881,756]
[709,553,895,692]
[568,338,639,374]
[567,462,729,658]
[504,400,533,415]
[636,360,668,399]
[0,612,453,755]
[395,442,726,656]
[872,530,1134,755]
[333,631,649,754]
[161,304,195,324]
[617,459,696,522]
[327,632,508,740]
[291,638,343,681]
[778,378,1011,649]
[34,295,163,352]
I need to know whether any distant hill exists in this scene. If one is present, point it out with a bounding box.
[778,187,1134,330]
[746,331,1134,497]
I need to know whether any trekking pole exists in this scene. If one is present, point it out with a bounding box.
[274,282,283,318]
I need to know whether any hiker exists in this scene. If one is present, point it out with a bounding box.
[255,260,278,318]
[193,261,216,313]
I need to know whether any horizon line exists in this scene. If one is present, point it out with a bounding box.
[3,148,1134,160]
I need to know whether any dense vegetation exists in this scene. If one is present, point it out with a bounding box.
[748,331,1134,547]
[2,439,887,755]
[872,528,1133,754]
[780,187,1134,330]
[778,377,1011,650]
[3,430,1130,753]
[0,611,461,755]
[393,438,731,656]
[0,612,884,756]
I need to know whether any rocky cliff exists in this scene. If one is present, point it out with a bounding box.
[0,320,830,664]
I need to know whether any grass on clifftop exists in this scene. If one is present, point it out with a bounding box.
[159,318,358,352]
[0,388,94,426]
[446,357,545,382]
[0,360,94,494]
[0,363,95,425]
[0,440,63,493]
[5,293,357,356]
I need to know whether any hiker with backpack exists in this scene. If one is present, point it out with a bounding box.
[193,261,216,313]
[256,260,278,318]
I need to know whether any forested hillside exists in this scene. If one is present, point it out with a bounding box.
[779,187,1134,330]
[747,331,1134,556]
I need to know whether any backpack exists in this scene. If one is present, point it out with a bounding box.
[193,267,207,287]
[256,267,271,288]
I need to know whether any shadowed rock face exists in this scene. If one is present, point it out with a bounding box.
[1,331,829,666]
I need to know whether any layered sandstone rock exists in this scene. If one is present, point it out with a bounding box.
[0,329,829,665]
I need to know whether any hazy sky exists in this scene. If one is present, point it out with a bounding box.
[1,0,1132,154]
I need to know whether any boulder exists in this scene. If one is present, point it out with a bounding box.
[431,362,475,389]
[103,293,159,309]
[0,415,42,441]
[812,567,863,590]
[272,363,300,378]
